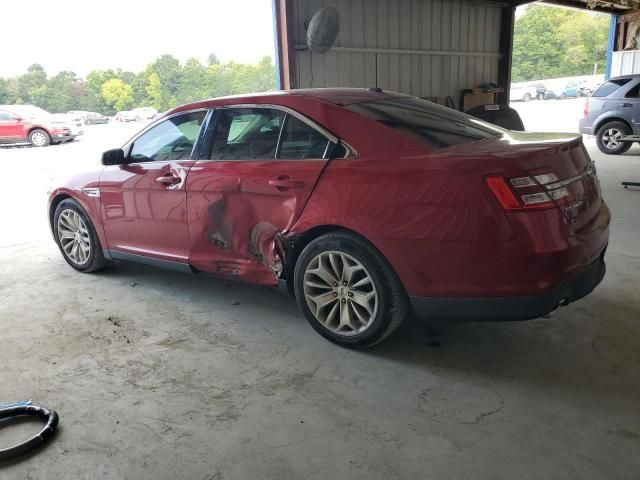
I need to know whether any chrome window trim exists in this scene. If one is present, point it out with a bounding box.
[121,108,210,155]
[217,103,339,145]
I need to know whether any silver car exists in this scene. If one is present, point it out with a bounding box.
[579,75,640,154]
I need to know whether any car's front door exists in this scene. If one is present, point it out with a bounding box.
[99,110,207,263]
[619,81,640,135]
[186,106,337,284]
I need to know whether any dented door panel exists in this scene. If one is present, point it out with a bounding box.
[186,160,328,283]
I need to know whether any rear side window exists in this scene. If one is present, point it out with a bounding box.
[345,97,500,150]
[592,79,632,97]
[0,111,13,121]
[625,83,640,98]
[278,115,330,159]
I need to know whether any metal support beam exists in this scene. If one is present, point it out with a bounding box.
[497,6,515,104]
[273,0,295,90]
[606,14,617,79]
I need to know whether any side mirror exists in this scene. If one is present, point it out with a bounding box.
[102,148,126,165]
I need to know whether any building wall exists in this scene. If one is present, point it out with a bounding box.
[290,0,504,108]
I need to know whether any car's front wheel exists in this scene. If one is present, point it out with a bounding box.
[29,129,50,147]
[596,121,632,155]
[294,232,408,348]
[53,198,107,272]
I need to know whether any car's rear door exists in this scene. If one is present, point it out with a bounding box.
[0,110,25,141]
[186,106,337,283]
[99,110,207,263]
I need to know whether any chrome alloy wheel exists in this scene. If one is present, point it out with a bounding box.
[602,128,623,149]
[303,251,379,336]
[30,131,47,146]
[57,209,91,265]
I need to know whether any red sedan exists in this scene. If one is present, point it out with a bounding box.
[48,89,609,348]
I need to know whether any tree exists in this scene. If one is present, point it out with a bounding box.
[146,72,163,110]
[512,5,610,82]
[207,53,221,66]
[101,79,133,112]
[0,55,276,113]
[17,64,47,102]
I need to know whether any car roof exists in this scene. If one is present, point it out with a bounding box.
[609,75,640,81]
[168,88,409,116]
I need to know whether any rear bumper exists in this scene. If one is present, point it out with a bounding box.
[410,256,605,321]
[578,118,593,135]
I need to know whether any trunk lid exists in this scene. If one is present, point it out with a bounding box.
[507,132,601,231]
[465,132,602,231]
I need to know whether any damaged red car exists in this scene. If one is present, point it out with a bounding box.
[48,89,609,348]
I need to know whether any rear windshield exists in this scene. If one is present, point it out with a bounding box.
[592,79,632,97]
[345,97,501,150]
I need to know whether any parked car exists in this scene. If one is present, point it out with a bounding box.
[3,105,82,141]
[84,112,109,125]
[580,75,640,154]
[67,110,90,123]
[530,83,547,100]
[578,80,601,97]
[53,113,84,138]
[48,89,609,348]
[130,107,158,121]
[115,110,136,122]
[562,81,582,98]
[0,106,73,146]
[509,84,538,102]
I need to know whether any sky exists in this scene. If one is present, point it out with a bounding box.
[1,0,276,78]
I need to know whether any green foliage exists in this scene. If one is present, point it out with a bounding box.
[101,79,134,111]
[512,5,610,82]
[0,53,276,114]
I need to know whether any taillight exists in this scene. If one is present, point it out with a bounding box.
[583,99,589,117]
[486,173,571,210]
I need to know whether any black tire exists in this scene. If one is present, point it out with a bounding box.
[293,231,408,349]
[523,93,532,102]
[596,121,632,155]
[28,129,50,147]
[53,198,107,273]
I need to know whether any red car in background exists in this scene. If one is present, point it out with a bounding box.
[48,89,609,348]
[0,106,73,146]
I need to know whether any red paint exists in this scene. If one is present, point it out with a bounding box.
[49,89,610,303]
[0,108,70,145]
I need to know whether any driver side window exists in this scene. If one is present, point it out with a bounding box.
[130,111,206,162]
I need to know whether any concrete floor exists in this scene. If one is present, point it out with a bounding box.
[0,120,639,479]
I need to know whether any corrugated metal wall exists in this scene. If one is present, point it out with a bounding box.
[291,0,503,108]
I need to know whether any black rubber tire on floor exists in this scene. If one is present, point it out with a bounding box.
[596,121,633,155]
[53,198,107,273]
[28,129,50,147]
[293,231,409,349]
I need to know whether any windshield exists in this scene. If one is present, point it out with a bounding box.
[345,96,502,150]
[9,105,51,119]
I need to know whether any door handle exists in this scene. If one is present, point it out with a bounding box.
[268,176,305,191]
[155,174,181,185]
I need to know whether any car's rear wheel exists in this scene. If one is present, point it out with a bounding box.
[523,93,532,102]
[53,198,107,273]
[294,232,408,349]
[29,129,50,147]
[596,121,632,155]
